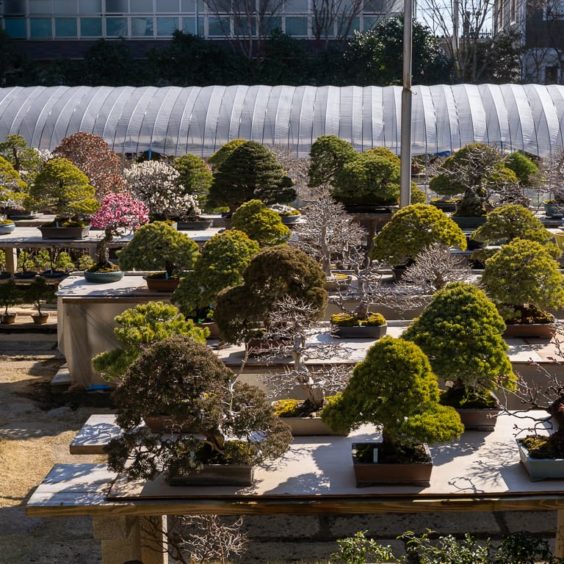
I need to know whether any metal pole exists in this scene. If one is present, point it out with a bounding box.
[399,0,413,207]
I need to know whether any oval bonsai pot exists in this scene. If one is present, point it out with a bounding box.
[503,322,556,339]
[7,211,35,220]
[0,223,16,235]
[167,464,254,487]
[281,214,301,225]
[32,312,49,325]
[544,203,564,218]
[41,269,67,280]
[144,275,180,293]
[353,442,432,487]
[281,416,347,436]
[451,216,486,229]
[14,271,38,280]
[332,323,387,339]
[1,312,16,325]
[517,439,564,481]
[456,407,500,432]
[178,219,213,230]
[39,224,90,240]
[0,272,12,281]
[431,200,457,213]
[84,270,124,284]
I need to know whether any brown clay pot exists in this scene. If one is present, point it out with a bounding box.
[1,312,16,325]
[503,323,556,339]
[167,464,254,487]
[281,416,347,436]
[145,276,180,293]
[32,313,49,325]
[456,407,500,432]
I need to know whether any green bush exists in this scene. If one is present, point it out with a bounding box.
[308,135,356,187]
[482,238,564,320]
[321,336,463,445]
[0,155,27,210]
[208,141,295,212]
[172,229,259,316]
[371,204,467,266]
[173,153,213,208]
[215,244,327,343]
[0,279,20,315]
[332,148,400,206]
[118,221,199,278]
[330,312,386,327]
[403,282,516,400]
[505,151,539,187]
[92,301,207,382]
[207,139,247,170]
[231,199,290,246]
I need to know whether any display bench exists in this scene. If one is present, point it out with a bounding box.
[27,412,564,564]
[0,225,223,273]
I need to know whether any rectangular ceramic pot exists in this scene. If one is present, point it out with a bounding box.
[282,416,346,436]
[503,323,556,339]
[517,440,564,481]
[332,324,387,339]
[457,408,500,432]
[39,225,90,240]
[167,464,254,487]
[353,443,432,487]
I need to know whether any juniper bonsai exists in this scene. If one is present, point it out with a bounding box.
[173,153,213,208]
[231,199,290,247]
[208,139,247,170]
[308,135,356,187]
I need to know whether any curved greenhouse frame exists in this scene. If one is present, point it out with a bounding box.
[1,84,563,157]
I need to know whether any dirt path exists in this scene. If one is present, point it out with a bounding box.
[0,355,105,563]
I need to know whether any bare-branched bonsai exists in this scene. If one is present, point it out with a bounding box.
[214,244,327,345]
[371,204,467,267]
[172,230,259,318]
[92,301,207,382]
[321,337,463,460]
[118,221,199,280]
[107,336,292,481]
[308,135,356,188]
[231,199,290,247]
[482,238,564,325]
[404,282,516,410]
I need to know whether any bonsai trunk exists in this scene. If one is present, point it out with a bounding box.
[165,261,175,279]
[320,225,331,276]
[97,228,113,267]
[548,395,564,434]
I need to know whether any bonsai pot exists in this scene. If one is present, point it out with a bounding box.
[0,272,12,281]
[517,439,564,481]
[14,271,38,280]
[431,200,457,213]
[353,442,432,487]
[167,464,254,487]
[456,407,500,432]
[325,273,352,291]
[451,216,486,229]
[0,223,15,235]
[41,269,67,280]
[197,321,220,339]
[1,312,16,325]
[544,203,564,218]
[332,323,387,340]
[503,322,556,339]
[84,270,124,284]
[178,218,213,230]
[281,214,301,225]
[144,274,180,293]
[7,211,35,220]
[39,224,90,240]
[344,204,397,214]
[32,312,49,325]
[281,416,346,436]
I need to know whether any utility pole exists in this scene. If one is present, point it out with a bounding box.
[399,0,413,207]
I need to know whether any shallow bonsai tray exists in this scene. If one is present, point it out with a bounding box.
[517,440,564,481]
[39,225,90,240]
[457,407,500,432]
[332,324,387,339]
[84,270,124,284]
[167,464,254,487]
[282,416,346,436]
[177,219,213,230]
[144,276,180,292]
[503,323,556,339]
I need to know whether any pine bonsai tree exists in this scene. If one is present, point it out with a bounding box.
[30,157,98,220]
[208,141,295,212]
[504,152,539,187]
[215,244,328,343]
[118,221,199,278]
[0,156,27,212]
[107,336,292,481]
[403,282,516,407]
[308,135,356,187]
[92,302,208,382]
[208,139,247,170]
[0,134,43,183]
[371,204,467,266]
[172,230,259,316]
[321,337,463,449]
[231,199,290,246]
[173,153,213,208]
[332,148,401,206]
[482,238,564,323]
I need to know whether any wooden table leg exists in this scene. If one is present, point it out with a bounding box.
[556,509,564,558]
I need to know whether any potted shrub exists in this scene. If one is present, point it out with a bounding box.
[0,278,19,324]
[92,301,208,388]
[173,153,213,211]
[14,250,38,280]
[30,157,99,239]
[321,337,463,486]
[0,219,15,235]
[430,196,459,213]
[27,276,51,325]
[118,221,199,292]
[172,230,259,334]
[371,204,467,276]
[403,282,516,431]
[231,199,290,246]
[86,192,149,284]
[207,139,247,171]
[308,135,356,188]
[269,203,302,225]
[107,336,292,486]
[330,312,387,339]
[482,239,564,338]
[0,154,29,220]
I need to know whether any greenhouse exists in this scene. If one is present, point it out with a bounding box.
[2,83,564,157]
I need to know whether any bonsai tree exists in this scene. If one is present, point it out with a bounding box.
[89,192,149,273]
[482,238,564,323]
[172,230,259,317]
[54,132,127,198]
[308,135,356,187]
[371,204,467,266]
[92,301,208,382]
[208,139,247,171]
[231,199,290,247]
[118,221,199,279]
[504,151,539,187]
[0,134,43,183]
[0,279,19,321]
[29,157,98,222]
[0,156,27,214]
[403,282,516,408]
[106,336,292,481]
[124,160,199,221]
[332,147,401,207]
[321,337,463,451]
[208,141,295,212]
[215,244,328,344]
[173,153,213,208]
[26,276,52,320]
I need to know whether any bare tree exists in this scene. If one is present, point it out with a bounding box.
[269,146,310,196]
[311,0,363,46]
[540,149,564,202]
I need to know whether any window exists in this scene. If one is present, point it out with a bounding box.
[55,17,78,35]
[262,15,282,33]
[106,16,128,34]
[54,1,78,14]
[208,16,230,35]
[181,0,205,12]
[80,17,102,34]
[337,15,359,36]
[157,0,180,10]
[234,16,256,36]
[285,15,307,34]
[182,16,203,33]
[364,0,384,11]
[4,18,27,38]
[285,0,308,12]
[131,16,154,34]
[3,1,26,15]
[157,16,178,34]
[30,17,52,37]
[29,0,52,14]
[106,0,129,12]
[130,0,154,12]
[79,0,102,14]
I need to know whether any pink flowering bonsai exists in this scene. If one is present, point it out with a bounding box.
[90,192,149,272]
